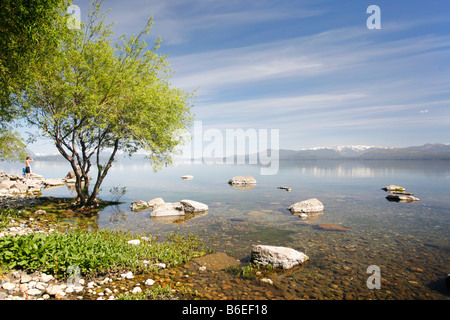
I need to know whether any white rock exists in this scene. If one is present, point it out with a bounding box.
[127,239,140,245]
[27,288,42,296]
[147,197,165,208]
[21,274,32,283]
[65,286,74,293]
[180,199,209,213]
[46,284,65,296]
[2,282,16,291]
[150,202,185,217]
[121,271,134,279]
[87,281,96,288]
[288,198,324,213]
[181,175,194,180]
[145,279,155,286]
[251,245,309,269]
[228,175,257,185]
[260,278,274,285]
[40,273,54,283]
[132,287,142,294]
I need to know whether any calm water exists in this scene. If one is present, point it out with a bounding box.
[2,159,450,299]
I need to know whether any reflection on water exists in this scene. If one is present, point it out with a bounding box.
[1,159,449,299]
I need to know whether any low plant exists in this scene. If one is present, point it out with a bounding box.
[0,229,207,279]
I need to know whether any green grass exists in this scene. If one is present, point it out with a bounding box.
[0,228,207,279]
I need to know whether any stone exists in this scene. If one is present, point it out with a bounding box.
[288,198,324,213]
[228,175,257,185]
[27,288,42,296]
[382,185,406,192]
[180,199,208,213]
[34,210,46,215]
[127,239,140,245]
[150,202,185,217]
[132,287,142,294]
[130,200,149,211]
[2,282,16,291]
[46,284,66,296]
[251,245,309,269]
[21,274,32,283]
[260,278,274,285]
[181,175,194,180]
[40,273,54,283]
[386,194,420,202]
[145,279,155,286]
[147,197,164,208]
[42,179,65,186]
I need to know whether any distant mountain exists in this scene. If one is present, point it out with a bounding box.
[278,143,450,160]
[358,143,450,160]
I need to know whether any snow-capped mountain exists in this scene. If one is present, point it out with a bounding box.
[302,145,392,157]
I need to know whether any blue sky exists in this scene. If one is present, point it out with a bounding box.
[28,0,450,154]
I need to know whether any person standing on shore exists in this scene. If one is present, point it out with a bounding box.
[25,156,34,179]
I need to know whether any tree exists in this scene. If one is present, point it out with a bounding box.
[0,0,70,161]
[16,0,194,207]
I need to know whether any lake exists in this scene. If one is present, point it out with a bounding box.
[2,158,450,299]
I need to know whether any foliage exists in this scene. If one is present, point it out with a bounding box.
[12,0,194,207]
[0,229,206,278]
[108,186,127,203]
[0,128,27,161]
[0,208,27,229]
[117,284,176,300]
[0,0,70,160]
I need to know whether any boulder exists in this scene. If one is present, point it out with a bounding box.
[382,185,406,192]
[386,194,420,202]
[11,182,28,193]
[180,199,208,213]
[42,179,65,186]
[251,245,309,269]
[150,202,185,217]
[228,175,257,185]
[147,197,165,208]
[181,175,194,180]
[130,200,149,211]
[288,198,324,213]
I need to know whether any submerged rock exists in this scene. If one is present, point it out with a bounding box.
[386,194,420,202]
[150,202,185,217]
[315,223,350,232]
[251,245,309,269]
[288,198,324,214]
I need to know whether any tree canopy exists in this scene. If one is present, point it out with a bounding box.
[0,0,73,161]
[13,0,194,207]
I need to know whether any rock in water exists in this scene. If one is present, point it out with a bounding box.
[180,199,208,213]
[150,202,185,216]
[251,245,309,269]
[288,198,324,213]
[382,185,406,192]
[147,197,164,208]
[130,200,149,211]
[228,175,257,185]
[386,194,420,202]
